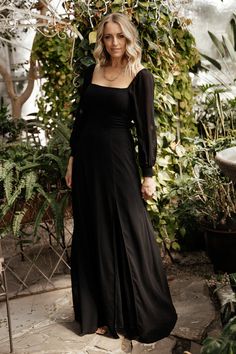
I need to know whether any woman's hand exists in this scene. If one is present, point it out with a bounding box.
[141,176,156,200]
[65,156,73,188]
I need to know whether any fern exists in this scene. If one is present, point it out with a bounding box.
[25,171,37,200]
[19,162,41,172]
[12,208,27,236]
[4,168,14,202]
[36,185,64,239]
[2,177,26,212]
[42,153,65,177]
[33,198,49,238]
[0,161,16,181]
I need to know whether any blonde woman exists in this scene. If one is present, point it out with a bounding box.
[65,12,177,351]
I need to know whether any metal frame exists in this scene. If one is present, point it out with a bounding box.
[0,253,14,353]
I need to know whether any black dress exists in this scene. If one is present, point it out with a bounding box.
[70,64,177,344]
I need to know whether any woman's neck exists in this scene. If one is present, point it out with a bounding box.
[108,58,126,68]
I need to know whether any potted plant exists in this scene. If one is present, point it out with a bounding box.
[176,137,236,273]
[200,316,236,354]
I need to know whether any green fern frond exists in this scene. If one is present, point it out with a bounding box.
[33,199,49,237]
[25,171,37,200]
[4,168,14,202]
[36,185,63,239]
[19,162,42,172]
[0,161,16,181]
[12,208,27,236]
[5,177,26,208]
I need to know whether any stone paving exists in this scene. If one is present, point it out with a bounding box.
[0,267,222,354]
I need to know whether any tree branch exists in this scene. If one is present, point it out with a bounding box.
[18,58,37,106]
[0,62,16,100]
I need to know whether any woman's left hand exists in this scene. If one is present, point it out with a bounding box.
[141,177,156,200]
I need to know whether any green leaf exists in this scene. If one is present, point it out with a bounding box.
[222,35,236,61]
[13,209,27,236]
[89,31,97,44]
[208,31,226,57]
[201,53,222,70]
[33,199,49,237]
[175,144,186,157]
[25,172,37,200]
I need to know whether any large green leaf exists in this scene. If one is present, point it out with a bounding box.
[201,53,222,70]
[222,35,236,61]
[208,30,226,57]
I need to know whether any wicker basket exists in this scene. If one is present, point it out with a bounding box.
[215,147,236,182]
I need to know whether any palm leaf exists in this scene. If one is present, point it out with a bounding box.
[222,35,236,61]
[201,53,222,70]
[208,31,226,57]
[230,17,236,51]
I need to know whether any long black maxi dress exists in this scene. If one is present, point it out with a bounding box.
[70,64,177,344]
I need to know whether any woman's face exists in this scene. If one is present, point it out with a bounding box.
[103,21,126,60]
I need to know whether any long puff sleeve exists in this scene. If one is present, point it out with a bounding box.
[131,69,157,177]
[69,64,95,156]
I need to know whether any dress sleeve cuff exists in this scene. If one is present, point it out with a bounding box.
[142,166,154,177]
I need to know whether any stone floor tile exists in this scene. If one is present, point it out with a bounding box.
[132,337,175,354]
[170,278,216,342]
[92,335,121,351]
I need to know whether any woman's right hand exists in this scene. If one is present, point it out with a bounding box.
[65,156,73,188]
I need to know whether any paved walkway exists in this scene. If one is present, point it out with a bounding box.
[0,254,222,354]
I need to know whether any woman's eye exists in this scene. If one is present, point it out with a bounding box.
[119,34,125,38]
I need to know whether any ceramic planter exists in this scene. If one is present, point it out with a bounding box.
[204,228,236,273]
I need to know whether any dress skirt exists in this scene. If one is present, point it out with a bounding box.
[70,82,177,344]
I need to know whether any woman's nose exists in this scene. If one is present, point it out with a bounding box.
[113,36,118,45]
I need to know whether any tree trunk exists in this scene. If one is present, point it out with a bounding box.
[0,58,37,119]
[0,0,48,120]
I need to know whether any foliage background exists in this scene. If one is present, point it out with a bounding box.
[1,0,200,249]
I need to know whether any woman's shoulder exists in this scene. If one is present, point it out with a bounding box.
[133,66,154,87]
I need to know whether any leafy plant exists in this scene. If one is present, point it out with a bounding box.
[33,32,74,139]
[194,85,236,140]
[0,118,71,241]
[0,101,25,141]
[201,14,236,85]
[176,137,236,230]
[201,316,236,354]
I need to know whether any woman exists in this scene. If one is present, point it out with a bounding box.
[65,12,177,350]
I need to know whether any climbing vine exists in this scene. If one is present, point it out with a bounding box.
[68,0,200,249]
[30,0,200,249]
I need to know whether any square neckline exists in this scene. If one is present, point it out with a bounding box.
[90,67,147,90]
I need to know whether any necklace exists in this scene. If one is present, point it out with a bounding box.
[103,67,123,82]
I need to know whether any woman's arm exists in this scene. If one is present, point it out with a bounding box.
[65,156,73,188]
[131,70,157,200]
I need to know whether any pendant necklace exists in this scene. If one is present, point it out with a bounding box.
[103,67,123,82]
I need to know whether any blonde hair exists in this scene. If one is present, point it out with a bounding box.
[93,13,142,77]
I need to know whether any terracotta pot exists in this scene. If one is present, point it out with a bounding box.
[204,228,236,273]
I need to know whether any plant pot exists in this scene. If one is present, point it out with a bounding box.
[204,228,236,273]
